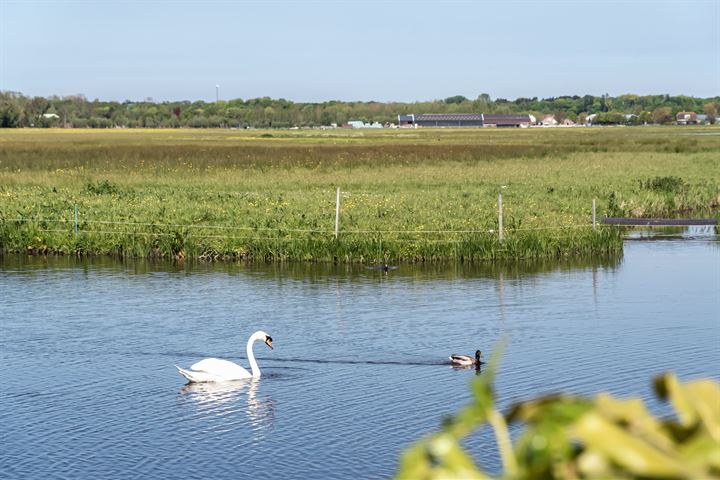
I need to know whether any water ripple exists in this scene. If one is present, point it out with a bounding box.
[1,241,718,479]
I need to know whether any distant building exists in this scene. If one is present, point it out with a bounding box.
[414,113,484,127]
[397,114,415,127]
[42,113,60,119]
[541,115,558,126]
[347,120,383,128]
[676,112,697,125]
[482,114,532,128]
[396,113,531,128]
[562,118,576,126]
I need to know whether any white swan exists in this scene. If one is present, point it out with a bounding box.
[176,331,273,382]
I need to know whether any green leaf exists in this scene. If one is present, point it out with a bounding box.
[574,411,691,477]
[594,393,675,452]
[656,374,720,443]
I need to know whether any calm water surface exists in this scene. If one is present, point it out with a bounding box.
[1,236,719,479]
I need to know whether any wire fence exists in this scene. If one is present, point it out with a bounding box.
[2,191,715,245]
[0,192,600,238]
[11,219,714,246]
[4,217,601,238]
[9,223,714,246]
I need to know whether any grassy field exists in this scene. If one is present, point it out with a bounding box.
[0,127,718,262]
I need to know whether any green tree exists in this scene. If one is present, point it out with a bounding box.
[651,106,673,125]
[445,95,468,104]
[593,111,626,125]
[0,97,21,127]
[1,90,718,129]
[263,106,275,127]
[703,102,718,124]
[553,110,567,123]
[25,96,50,122]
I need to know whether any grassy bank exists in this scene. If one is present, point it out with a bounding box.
[1,127,718,262]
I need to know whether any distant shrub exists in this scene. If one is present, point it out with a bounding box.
[85,179,120,195]
[444,95,468,104]
[606,191,624,216]
[640,176,686,193]
[667,139,699,154]
[591,111,626,125]
[187,116,209,128]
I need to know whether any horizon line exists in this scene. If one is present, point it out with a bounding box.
[2,90,718,104]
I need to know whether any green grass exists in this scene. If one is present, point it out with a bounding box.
[0,127,718,262]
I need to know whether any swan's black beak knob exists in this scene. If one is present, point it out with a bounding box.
[265,336,273,349]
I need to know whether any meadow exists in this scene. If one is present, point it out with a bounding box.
[0,127,718,262]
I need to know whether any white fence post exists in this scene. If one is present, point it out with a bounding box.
[498,193,503,242]
[335,187,341,239]
[592,198,596,231]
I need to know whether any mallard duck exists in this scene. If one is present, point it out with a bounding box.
[449,350,482,367]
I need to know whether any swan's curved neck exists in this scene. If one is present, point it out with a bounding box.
[246,334,261,378]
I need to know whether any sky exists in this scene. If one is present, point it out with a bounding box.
[1,0,718,103]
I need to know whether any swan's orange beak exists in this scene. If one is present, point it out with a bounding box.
[265,337,273,349]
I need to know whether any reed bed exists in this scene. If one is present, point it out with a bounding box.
[0,127,717,262]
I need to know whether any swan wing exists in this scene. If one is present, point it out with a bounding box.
[177,365,219,383]
[190,358,252,380]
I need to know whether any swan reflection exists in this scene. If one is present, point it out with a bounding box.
[179,379,275,437]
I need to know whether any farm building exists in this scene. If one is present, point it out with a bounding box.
[482,114,532,128]
[676,112,697,125]
[540,114,558,126]
[415,113,484,127]
[397,113,531,128]
[347,120,383,128]
[398,114,415,127]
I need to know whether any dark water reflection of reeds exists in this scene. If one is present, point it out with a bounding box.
[0,249,622,280]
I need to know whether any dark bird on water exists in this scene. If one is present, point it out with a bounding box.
[365,264,398,273]
[449,350,482,367]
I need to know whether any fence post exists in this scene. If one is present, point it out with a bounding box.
[592,198,596,231]
[335,186,341,239]
[498,193,503,242]
[74,204,78,235]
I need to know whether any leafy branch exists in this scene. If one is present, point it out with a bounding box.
[396,352,720,479]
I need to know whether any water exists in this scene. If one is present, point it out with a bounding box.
[1,235,719,479]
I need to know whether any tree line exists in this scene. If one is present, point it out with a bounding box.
[0,91,718,128]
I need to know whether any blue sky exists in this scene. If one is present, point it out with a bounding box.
[1,0,718,102]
